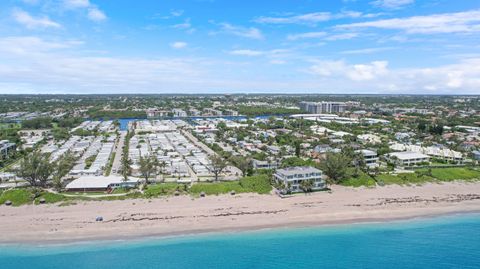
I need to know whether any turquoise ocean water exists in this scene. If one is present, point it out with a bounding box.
[1,214,480,269]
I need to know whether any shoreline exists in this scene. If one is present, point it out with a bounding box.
[2,209,480,248]
[1,181,480,246]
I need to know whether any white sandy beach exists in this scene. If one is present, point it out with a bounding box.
[0,182,480,244]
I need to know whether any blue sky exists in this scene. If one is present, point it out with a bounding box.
[0,0,479,94]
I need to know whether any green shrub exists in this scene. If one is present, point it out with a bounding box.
[239,175,272,194]
[190,182,245,196]
[341,176,376,187]
[0,189,33,206]
[35,192,66,204]
[144,183,186,198]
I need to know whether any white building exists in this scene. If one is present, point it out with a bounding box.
[172,109,187,117]
[300,101,346,114]
[390,143,464,163]
[65,176,139,192]
[273,166,325,193]
[146,108,169,118]
[252,159,278,170]
[387,152,430,167]
[0,140,16,159]
[357,134,382,144]
[355,149,379,167]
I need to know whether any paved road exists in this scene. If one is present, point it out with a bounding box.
[181,130,216,156]
[111,131,127,175]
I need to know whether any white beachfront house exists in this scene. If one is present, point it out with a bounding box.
[65,176,140,192]
[355,149,379,167]
[386,151,430,167]
[389,143,464,164]
[273,166,325,193]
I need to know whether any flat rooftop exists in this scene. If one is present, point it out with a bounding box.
[276,166,322,176]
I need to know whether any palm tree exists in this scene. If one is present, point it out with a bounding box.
[139,155,157,185]
[300,179,314,193]
[158,160,167,181]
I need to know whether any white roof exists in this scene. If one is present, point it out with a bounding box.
[389,151,429,160]
[66,176,140,189]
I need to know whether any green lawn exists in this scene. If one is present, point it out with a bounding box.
[418,167,480,181]
[0,189,34,206]
[377,173,435,185]
[341,167,480,187]
[341,174,376,187]
[190,175,272,196]
[144,183,188,198]
[34,192,67,205]
[190,181,247,196]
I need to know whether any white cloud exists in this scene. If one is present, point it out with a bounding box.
[255,12,332,25]
[336,9,480,34]
[287,32,327,41]
[87,7,107,22]
[172,19,195,33]
[62,0,107,22]
[308,58,480,92]
[170,10,184,17]
[371,0,414,9]
[309,60,347,76]
[310,60,388,81]
[217,23,264,40]
[0,36,80,54]
[270,59,286,65]
[341,47,395,54]
[229,49,290,58]
[172,19,191,29]
[349,61,389,81]
[255,11,382,25]
[0,36,479,94]
[286,32,357,41]
[0,36,208,93]
[12,9,61,29]
[170,42,188,49]
[63,0,91,9]
[229,49,264,56]
[325,33,358,40]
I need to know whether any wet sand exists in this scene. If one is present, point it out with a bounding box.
[0,181,479,244]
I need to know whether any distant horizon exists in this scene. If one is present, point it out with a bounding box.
[0,93,479,97]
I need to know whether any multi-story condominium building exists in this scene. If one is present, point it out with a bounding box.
[355,149,379,167]
[172,109,187,117]
[145,108,169,118]
[0,140,16,159]
[299,101,347,114]
[203,108,223,116]
[273,166,325,193]
[188,108,201,116]
[390,143,464,164]
[387,152,430,167]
